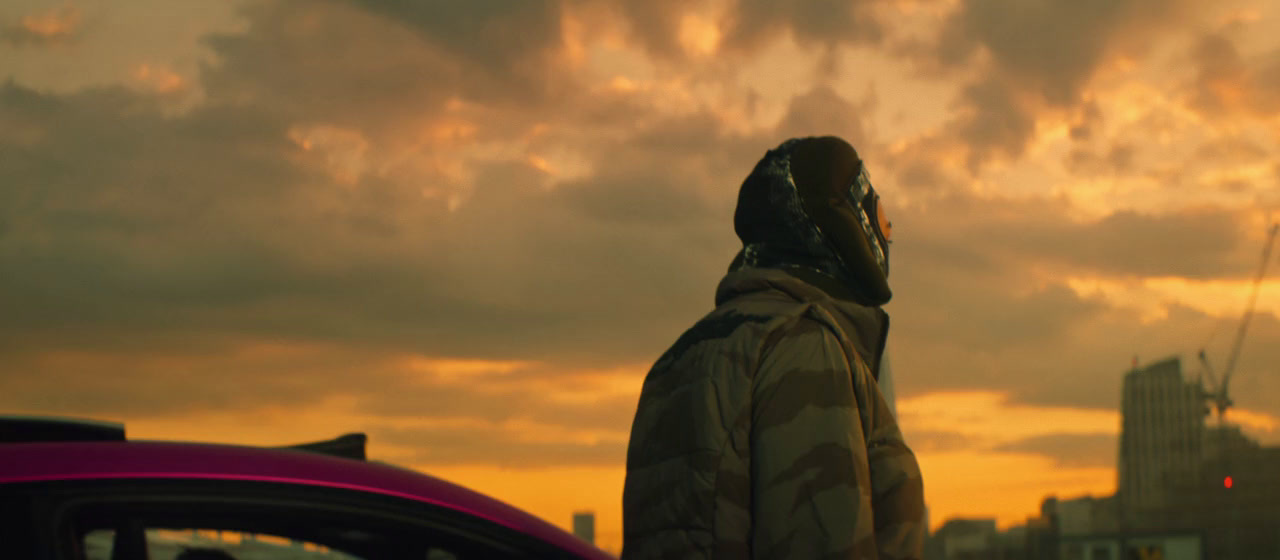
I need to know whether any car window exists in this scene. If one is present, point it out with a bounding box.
[77,521,476,560]
[83,528,367,560]
[51,480,547,560]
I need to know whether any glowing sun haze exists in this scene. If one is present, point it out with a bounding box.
[3,0,1280,552]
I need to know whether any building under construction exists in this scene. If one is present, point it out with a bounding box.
[1109,224,1280,558]
[1115,357,1280,559]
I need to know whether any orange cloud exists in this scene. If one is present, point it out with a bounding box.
[1225,407,1280,442]
[677,12,721,57]
[287,123,371,185]
[132,64,188,94]
[1065,275,1280,323]
[4,6,81,46]
[402,357,533,381]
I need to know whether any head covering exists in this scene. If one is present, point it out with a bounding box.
[732,136,892,305]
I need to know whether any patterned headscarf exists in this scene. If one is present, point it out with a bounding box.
[731,137,889,297]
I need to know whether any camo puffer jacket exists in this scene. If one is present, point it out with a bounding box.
[622,266,925,560]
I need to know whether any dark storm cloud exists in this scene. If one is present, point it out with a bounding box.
[0,77,747,382]
[1065,143,1135,176]
[345,0,564,70]
[931,0,1195,106]
[597,0,885,60]
[895,195,1255,281]
[1185,28,1280,118]
[1187,31,1248,117]
[198,0,577,140]
[0,43,889,435]
[951,74,1038,169]
[4,55,1268,426]
[885,192,1279,412]
[899,429,982,453]
[995,433,1117,469]
[4,0,1279,481]
[1068,100,1104,143]
[1010,208,1249,279]
[720,0,884,52]
[897,0,1205,171]
[0,0,777,374]
[612,0,690,58]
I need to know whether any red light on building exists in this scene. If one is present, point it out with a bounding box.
[1224,476,1233,489]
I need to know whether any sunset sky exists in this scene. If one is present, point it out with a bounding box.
[4,0,1280,553]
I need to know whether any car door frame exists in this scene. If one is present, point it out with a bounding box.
[4,478,580,560]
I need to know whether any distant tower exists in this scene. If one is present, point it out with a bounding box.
[878,350,898,419]
[1118,357,1204,513]
[572,511,595,545]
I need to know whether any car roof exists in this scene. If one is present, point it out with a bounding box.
[0,439,612,559]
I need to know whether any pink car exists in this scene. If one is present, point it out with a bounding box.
[0,416,616,560]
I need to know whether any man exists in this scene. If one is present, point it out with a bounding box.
[622,136,925,559]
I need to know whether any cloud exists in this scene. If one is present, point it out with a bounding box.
[719,0,884,52]
[1184,27,1280,119]
[198,0,578,143]
[611,0,695,58]
[772,84,872,148]
[3,0,1279,490]
[995,432,1117,469]
[950,73,1040,169]
[896,194,1256,281]
[900,429,982,453]
[0,0,770,372]
[891,0,1217,172]
[883,190,1280,412]
[377,423,626,468]
[1,6,81,47]
[1,338,643,468]
[931,0,1197,106]
[345,0,565,70]
[5,57,1274,430]
[598,0,887,61]
[1065,142,1135,177]
[1003,208,1252,279]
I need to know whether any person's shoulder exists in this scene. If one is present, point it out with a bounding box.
[646,294,801,374]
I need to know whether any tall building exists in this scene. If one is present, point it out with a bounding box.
[1117,357,1205,513]
[879,350,898,419]
[572,511,595,545]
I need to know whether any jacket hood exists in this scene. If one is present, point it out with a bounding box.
[734,138,846,283]
[714,266,890,378]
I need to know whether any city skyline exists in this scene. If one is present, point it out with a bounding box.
[3,0,1280,550]
[926,356,1280,558]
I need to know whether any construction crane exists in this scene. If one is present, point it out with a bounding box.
[1199,222,1279,422]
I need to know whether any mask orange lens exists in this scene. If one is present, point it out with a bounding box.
[877,203,891,243]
